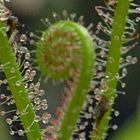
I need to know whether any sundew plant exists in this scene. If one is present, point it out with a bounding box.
[0,0,140,140]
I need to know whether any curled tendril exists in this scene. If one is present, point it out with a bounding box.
[36,20,95,139]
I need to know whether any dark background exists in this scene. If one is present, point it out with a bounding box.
[2,0,140,139]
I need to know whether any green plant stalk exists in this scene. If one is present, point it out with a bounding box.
[36,21,95,140]
[0,22,42,140]
[91,0,130,139]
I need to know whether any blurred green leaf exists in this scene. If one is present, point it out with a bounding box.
[113,108,140,140]
[0,117,12,140]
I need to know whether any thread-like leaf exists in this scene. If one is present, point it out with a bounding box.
[36,21,95,139]
[91,0,130,139]
[0,21,43,140]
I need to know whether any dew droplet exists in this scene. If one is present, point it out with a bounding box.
[126,55,132,62]
[112,124,118,130]
[30,70,36,77]
[122,91,126,95]
[10,131,15,135]
[16,81,21,87]
[41,99,47,105]
[35,104,41,110]
[42,113,51,124]
[24,62,30,69]
[135,7,140,13]
[38,90,45,96]
[34,116,40,123]
[34,98,41,104]
[25,52,30,60]
[0,94,6,99]
[121,83,126,88]
[0,111,5,115]
[122,68,127,77]
[13,115,18,121]
[132,57,137,64]
[136,17,140,22]
[18,129,24,136]
[42,103,48,110]
[6,118,12,125]
[100,50,106,58]
[114,110,120,116]
[115,73,120,79]
[20,34,27,42]
[10,67,16,73]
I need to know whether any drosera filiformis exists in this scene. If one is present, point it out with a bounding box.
[0,2,51,140]
[0,0,140,140]
[36,20,95,139]
[73,0,139,139]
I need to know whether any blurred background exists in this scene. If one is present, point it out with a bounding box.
[0,0,140,139]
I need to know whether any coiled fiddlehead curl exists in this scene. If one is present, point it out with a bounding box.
[36,21,95,139]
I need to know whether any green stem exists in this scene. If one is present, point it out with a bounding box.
[91,0,130,139]
[0,22,42,140]
[57,22,94,140]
